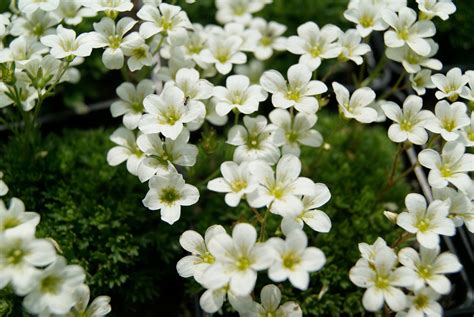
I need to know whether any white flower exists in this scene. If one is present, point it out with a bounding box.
[227,115,280,164]
[249,18,287,61]
[23,257,86,315]
[165,68,213,103]
[431,68,469,102]
[23,54,77,89]
[386,39,442,74]
[337,28,371,65]
[460,70,474,101]
[267,229,325,290]
[199,35,247,75]
[349,247,414,312]
[0,198,40,235]
[344,0,388,37]
[176,225,226,283]
[0,37,48,67]
[10,10,60,38]
[201,223,273,296]
[18,0,59,14]
[0,13,10,37]
[383,7,436,56]
[418,141,474,192]
[215,0,266,24]
[433,187,474,232]
[111,79,154,130]
[121,33,153,72]
[207,161,258,207]
[199,284,250,314]
[398,246,462,294]
[425,101,470,141]
[0,172,8,197]
[213,75,267,116]
[142,170,199,224]
[247,154,317,216]
[66,284,111,317]
[137,4,191,46]
[287,22,341,70]
[0,80,38,111]
[139,86,205,140]
[53,0,96,26]
[40,25,96,59]
[82,0,133,13]
[107,127,144,176]
[90,17,137,70]
[239,284,302,317]
[0,226,56,296]
[397,193,455,248]
[458,111,474,147]
[416,0,456,21]
[357,237,393,264]
[381,95,434,145]
[332,82,378,123]
[410,69,436,95]
[281,183,331,234]
[260,64,327,114]
[136,129,198,182]
[270,109,322,156]
[401,287,442,317]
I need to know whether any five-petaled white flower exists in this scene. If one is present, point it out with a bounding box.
[267,229,325,290]
[227,115,280,164]
[349,247,414,312]
[418,141,474,192]
[396,193,455,249]
[287,22,341,70]
[138,3,191,46]
[41,25,96,60]
[416,0,456,21]
[23,256,86,315]
[270,109,323,156]
[213,75,267,116]
[425,101,470,141]
[281,183,332,234]
[201,223,274,296]
[207,161,258,207]
[121,33,153,72]
[344,0,388,37]
[0,198,40,235]
[90,17,137,70]
[337,28,371,65]
[142,170,199,225]
[386,39,442,74]
[199,35,247,75]
[111,79,154,130]
[332,82,378,123]
[82,0,133,13]
[139,86,206,140]
[136,129,198,182]
[247,154,317,217]
[381,95,434,145]
[431,67,469,102]
[433,187,474,232]
[176,225,226,283]
[410,69,436,95]
[238,284,302,317]
[383,7,436,56]
[249,18,287,61]
[398,246,462,294]
[67,284,112,317]
[0,226,56,296]
[165,68,213,104]
[260,64,327,114]
[107,127,144,176]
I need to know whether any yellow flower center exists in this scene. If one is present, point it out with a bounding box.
[439,164,452,178]
[236,256,251,271]
[359,15,374,28]
[374,274,390,289]
[418,265,432,280]
[282,252,301,270]
[287,89,300,101]
[416,218,431,232]
[159,187,181,205]
[414,294,429,309]
[231,180,248,192]
[108,35,122,49]
[400,119,413,131]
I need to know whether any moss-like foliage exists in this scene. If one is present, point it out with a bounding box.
[0,112,410,316]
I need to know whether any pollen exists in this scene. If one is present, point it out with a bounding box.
[374,274,390,289]
[231,180,248,192]
[236,256,251,271]
[282,252,301,270]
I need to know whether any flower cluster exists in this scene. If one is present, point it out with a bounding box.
[0,177,111,316]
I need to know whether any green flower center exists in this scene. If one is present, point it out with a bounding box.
[374,274,390,289]
[159,187,181,205]
[40,275,63,294]
[442,119,456,132]
[108,35,122,49]
[236,256,251,271]
[416,218,431,232]
[260,36,273,47]
[133,47,147,59]
[359,15,374,28]
[32,24,45,37]
[399,28,410,41]
[310,45,321,57]
[287,89,301,101]
[418,265,432,280]
[286,130,299,143]
[439,164,452,178]
[2,217,20,230]
[247,135,260,149]
[270,185,285,199]
[201,252,215,264]
[400,119,413,131]
[7,249,24,265]
[406,52,420,65]
[414,294,429,309]
[131,101,143,112]
[282,252,301,270]
[231,180,248,192]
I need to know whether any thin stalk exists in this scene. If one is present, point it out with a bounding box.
[361,55,387,87]
[258,204,271,242]
[379,72,406,100]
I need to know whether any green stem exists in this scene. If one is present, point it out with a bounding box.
[361,55,387,87]
[151,35,166,56]
[258,204,272,242]
[379,72,406,100]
